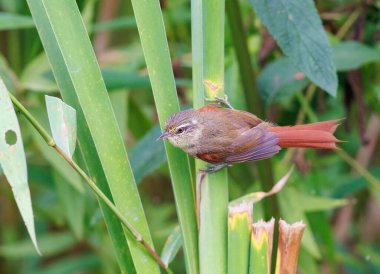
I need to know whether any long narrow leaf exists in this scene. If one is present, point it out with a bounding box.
[0,12,35,30]
[0,79,39,254]
[130,0,199,273]
[27,1,157,273]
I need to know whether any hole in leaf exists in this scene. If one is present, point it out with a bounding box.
[5,130,17,145]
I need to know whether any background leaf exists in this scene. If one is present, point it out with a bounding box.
[249,0,337,95]
[129,125,166,183]
[258,57,308,106]
[0,232,74,258]
[333,41,380,71]
[0,12,35,30]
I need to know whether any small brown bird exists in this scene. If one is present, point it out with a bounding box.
[158,101,341,172]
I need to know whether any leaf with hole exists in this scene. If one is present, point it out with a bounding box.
[45,95,77,159]
[0,78,39,254]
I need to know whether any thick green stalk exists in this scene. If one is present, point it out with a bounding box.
[130,0,199,273]
[228,204,252,274]
[192,0,228,273]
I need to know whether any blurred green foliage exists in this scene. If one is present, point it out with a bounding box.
[0,0,380,273]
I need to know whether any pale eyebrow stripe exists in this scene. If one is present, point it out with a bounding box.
[177,123,191,129]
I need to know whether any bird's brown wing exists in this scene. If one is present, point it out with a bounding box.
[224,127,280,163]
[197,105,262,128]
[195,105,274,163]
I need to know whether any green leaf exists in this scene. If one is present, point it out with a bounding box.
[258,57,309,106]
[279,187,348,261]
[0,54,18,93]
[286,188,348,212]
[102,69,190,91]
[27,0,155,272]
[0,232,74,258]
[278,188,319,259]
[0,12,35,30]
[130,0,199,273]
[333,41,380,71]
[32,254,100,274]
[91,16,137,33]
[109,90,127,138]
[20,53,57,93]
[249,0,337,96]
[161,225,183,266]
[53,171,85,240]
[102,69,151,90]
[29,110,84,193]
[45,95,77,158]
[0,79,39,254]
[297,248,319,274]
[129,125,166,183]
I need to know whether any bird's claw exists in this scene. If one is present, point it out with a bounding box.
[205,95,234,109]
[200,163,228,173]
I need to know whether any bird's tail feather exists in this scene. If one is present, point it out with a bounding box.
[267,119,342,149]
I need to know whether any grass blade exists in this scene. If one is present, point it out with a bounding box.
[0,79,39,254]
[130,0,199,273]
[0,12,35,30]
[26,0,158,272]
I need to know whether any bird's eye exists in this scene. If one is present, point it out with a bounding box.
[176,127,185,134]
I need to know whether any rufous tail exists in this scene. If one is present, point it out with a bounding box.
[267,120,342,149]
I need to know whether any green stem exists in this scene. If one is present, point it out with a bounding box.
[9,92,171,273]
[193,0,228,273]
[226,0,261,114]
[295,92,318,123]
[336,149,380,191]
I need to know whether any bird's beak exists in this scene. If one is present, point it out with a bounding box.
[156,130,170,141]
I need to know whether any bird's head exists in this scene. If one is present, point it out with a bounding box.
[157,109,203,151]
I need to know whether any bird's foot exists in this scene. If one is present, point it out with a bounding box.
[205,95,234,109]
[200,163,229,173]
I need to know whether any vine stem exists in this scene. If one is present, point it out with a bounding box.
[9,92,172,273]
